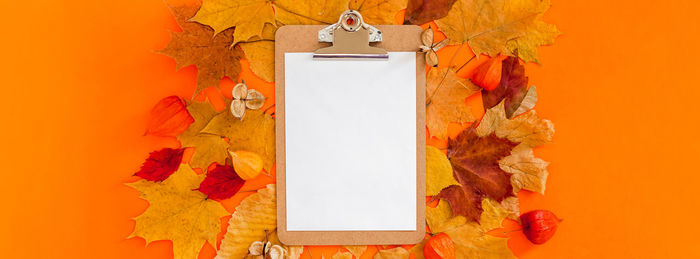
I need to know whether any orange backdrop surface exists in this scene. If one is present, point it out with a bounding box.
[1,0,700,258]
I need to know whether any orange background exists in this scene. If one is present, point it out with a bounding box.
[2,0,700,258]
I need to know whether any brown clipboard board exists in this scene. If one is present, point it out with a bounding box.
[274,11,426,245]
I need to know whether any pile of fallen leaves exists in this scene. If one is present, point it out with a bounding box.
[128,0,562,258]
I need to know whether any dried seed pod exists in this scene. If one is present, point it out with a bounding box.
[245,89,266,110]
[232,82,248,99]
[231,99,246,119]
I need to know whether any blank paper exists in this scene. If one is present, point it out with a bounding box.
[284,52,417,231]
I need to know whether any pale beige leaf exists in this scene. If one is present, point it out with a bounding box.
[343,245,368,258]
[127,165,229,259]
[215,185,277,259]
[444,199,516,258]
[500,144,549,194]
[498,196,520,221]
[426,67,479,139]
[512,85,538,117]
[191,0,275,45]
[426,200,467,234]
[287,246,304,259]
[374,247,410,259]
[426,146,459,196]
[476,101,554,147]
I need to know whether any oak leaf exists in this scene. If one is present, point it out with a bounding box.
[482,57,529,119]
[134,148,185,182]
[201,109,276,171]
[436,125,517,222]
[177,100,230,170]
[426,67,479,139]
[426,146,459,196]
[404,0,458,25]
[161,2,244,96]
[198,164,246,200]
[350,0,407,25]
[274,0,349,25]
[443,199,516,258]
[215,184,277,259]
[127,164,229,259]
[435,0,559,62]
[191,0,275,45]
[374,247,410,259]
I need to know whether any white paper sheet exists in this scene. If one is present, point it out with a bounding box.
[284,52,417,231]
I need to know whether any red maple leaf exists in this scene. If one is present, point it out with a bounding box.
[437,125,517,222]
[134,148,185,182]
[197,164,245,200]
[482,56,529,118]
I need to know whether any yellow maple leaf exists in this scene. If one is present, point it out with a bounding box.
[127,164,229,259]
[200,109,276,171]
[426,200,467,234]
[426,67,479,139]
[274,0,349,25]
[374,247,410,259]
[239,23,277,82]
[191,0,275,45]
[349,0,407,24]
[178,100,230,170]
[435,0,560,62]
[426,146,459,196]
[443,199,516,258]
[216,184,277,259]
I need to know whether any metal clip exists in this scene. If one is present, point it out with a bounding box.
[314,10,388,60]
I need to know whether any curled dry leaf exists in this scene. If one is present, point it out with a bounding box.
[127,165,229,259]
[216,185,277,259]
[230,150,264,180]
[231,82,267,120]
[145,96,193,137]
[420,25,449,67]
[134,148,185,182]
[482,57,530,119]
[197,164,246,200]
[404,0,458,25]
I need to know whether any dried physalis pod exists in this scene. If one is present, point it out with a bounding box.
[266,245,287,259]
[231,81,267,120]
[420,25,448,67]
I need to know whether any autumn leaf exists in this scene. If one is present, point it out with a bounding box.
[216,184,277,259]
[239,23,277,82]
[512,85,537,118]
[374,247,410,259]
[482,57,530,119]
[177,100,230,170]
[498,196,521,221]
[408,238,428,259]
[191,0,275,45]
[134,148,185,182]
[426,67,479,139]
[274,0,348,25]
[161,2,244,96]
[127,164,229,259]
[426,146,459,196]
[145,96,193,137]
[331,251,354,259]
[200,109,275,171]
[436,125,517,222]
[477,102,553,194]
[404,0,457,25]
[443,199,516,258]
[426,200,466,233]
[343,245,368,258]
[350,0,407,25]
[435,0,559,62]
[198,164,246,200]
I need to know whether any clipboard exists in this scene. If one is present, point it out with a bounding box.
[275,10,426,245]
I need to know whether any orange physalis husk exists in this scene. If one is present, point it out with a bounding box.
[424,232,456,259]
[229,150,264,180]
[471,56,505,91]
[144,96,194,137]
